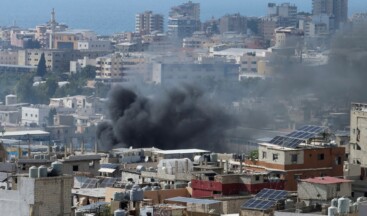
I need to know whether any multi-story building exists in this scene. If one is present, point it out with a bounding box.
[0,50,18,65]
[168,1,201,39]
[0,172,73,215]
[77,40,112,52]
[274,27,304,48]
[95,53,124,82]
[135,11,164,35]
[312,0,348,29]
[267,3,298,27]
[245,126,345,191]
[350,103,367,175]
[219,13,247,34]
[152,63,239,85]
[21,105,50,127]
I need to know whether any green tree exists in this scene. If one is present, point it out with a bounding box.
[80,65,96,80]
[36,53,47,77]
[16,73,35,103]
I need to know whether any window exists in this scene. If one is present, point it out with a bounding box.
[291,154,298,163]
[255,176,260,181]
[336,156,342,165]
[273,153,278,161]
[262,151,267,159]
[73,165,79,172]
[317,153,325,160]
[336,183,341,192]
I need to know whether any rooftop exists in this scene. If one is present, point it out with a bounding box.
[2,130,49,137]
[165,196,222,205]
[153,149,210,155]
[300,176,352,184]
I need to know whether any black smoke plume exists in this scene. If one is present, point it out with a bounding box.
[96,85,235,151]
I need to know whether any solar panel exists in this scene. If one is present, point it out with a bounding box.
[100,164,119,169]
[81,178,99,188]
[241,198,276,210]
[99,178,118,188]
[298,125,326,134]
[255,189,288,201]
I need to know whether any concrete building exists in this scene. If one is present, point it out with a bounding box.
[0,110,20,125]
[245,126,345,191]
[312,0,348,29]
[168,1,201,39]
[298,176,352,205]
[77,40,111,52]
[267,3,298,27]
[274,27,304,48]
[219,13,247,34]
[191,172,285,197]
[70,56,96,73]
[21,105,50,127]
[350,103,367,176]
[95,53,124,82]
[60,154,101,176]
[0,173,73,215]
[152,63,239,84]
[135,11,164,35]
[0,50,18,65]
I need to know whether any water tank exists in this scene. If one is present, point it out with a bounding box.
[125,182,133,190]
[328,206,338,216]
[337,197,349,214]
[142,186,151,191]
[5,94,17,105]
[331,198,338,207]
[188,181,192,187]
[210,153,218,162]
[194,155,204,164]
[152,186,160,191]
[162,183,170,190]
[51,161,63,176]
[114,209,126,216]
[130,187,144,201]
[357,197,367,203]
[38,165,48,178]
[285,199,295,209]
[29,166,38,178]
[349,202,357,213]
[113,192,124,201]
[136,165,146,172]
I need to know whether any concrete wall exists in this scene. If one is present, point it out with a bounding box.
[350,106,367,167]
[298,181,351,201]
[258,145,304,165]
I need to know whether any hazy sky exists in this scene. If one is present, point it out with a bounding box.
[0,0,365,34]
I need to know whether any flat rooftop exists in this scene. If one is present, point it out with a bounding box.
[153,149,210,155]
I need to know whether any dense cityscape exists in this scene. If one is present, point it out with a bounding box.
[0,0,366,215]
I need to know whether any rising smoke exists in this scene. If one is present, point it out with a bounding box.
[96,84,235,152]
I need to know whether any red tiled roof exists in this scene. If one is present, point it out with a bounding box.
[300,176,352,184]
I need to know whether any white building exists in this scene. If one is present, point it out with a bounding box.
[70,57,96,73]
[77,40,111,52]
[95,53,124,82]
[298,176,352,205]
[21,106,50,126]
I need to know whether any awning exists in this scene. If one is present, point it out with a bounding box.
[98,168,116,173]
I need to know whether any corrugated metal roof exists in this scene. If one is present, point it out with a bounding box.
[2,130,49,137]
[165,196,221,205]
[301,176,352,184]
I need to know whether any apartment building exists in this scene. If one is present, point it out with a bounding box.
[312,0,348,28]
[219,13,247,34]
[21,105,50,127]
[350,103,367,176]
[95,53,124,82]
[135,11,164,35]
[0,50,18,65]
[245,125,345,191]
[77,40,112,52]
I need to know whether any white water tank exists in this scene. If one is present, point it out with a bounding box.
[331,198,338,207]
[51,161,63,176]
[38,165,48,178]
[194,155,204,164]
[328,206,338,216]
[29,166,38,178]
[5,94,17,105]
[357,197,367,203]
[337,197,350,214]
[349,202,357,213]
[114,209,126,216]
[136,165,146,172]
